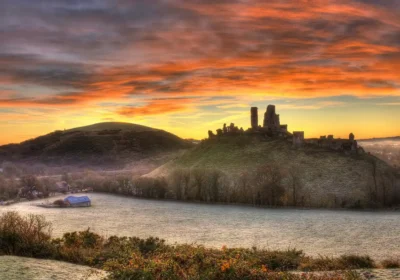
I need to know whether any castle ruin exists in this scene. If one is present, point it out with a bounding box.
[208,104,360,154]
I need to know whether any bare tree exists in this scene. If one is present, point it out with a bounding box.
[237,172,252,204]
[206,170,224,202]
[367,157,379,205]
[181,169,191,200]
[170,169,184,200]
[379,170,395,207]
[288,169,302,206]
[191,169,206,201]
[2,162,20,178]
[252,164,284,206]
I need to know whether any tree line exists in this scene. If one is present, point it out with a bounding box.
[1,159,399,208]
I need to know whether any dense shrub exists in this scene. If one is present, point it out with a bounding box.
[53,199,67,207]
[134,177,168,199]
[0,212,381,280]
[381,258,400,268]
[339,255,374,269]
[0,176,19,201]
[300,255,374,271]
[62,230,103,249]
[1,162,21,178]
[0,211,53,257]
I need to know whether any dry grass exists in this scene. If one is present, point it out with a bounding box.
[381,258,400,268]
[149,136,397,208]
[0,256,107,280]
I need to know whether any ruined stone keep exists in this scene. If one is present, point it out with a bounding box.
[263,105,281,131]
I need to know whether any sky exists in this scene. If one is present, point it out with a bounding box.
[0,0,399,145]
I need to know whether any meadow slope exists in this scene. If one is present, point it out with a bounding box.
[148,136,399,208]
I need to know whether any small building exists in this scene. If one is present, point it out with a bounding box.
[64,196,91,207]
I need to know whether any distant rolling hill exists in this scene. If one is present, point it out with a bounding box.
[0,122,191,169]
[67,122,157,133]
[358,136,400,168]
[358,136,400,142]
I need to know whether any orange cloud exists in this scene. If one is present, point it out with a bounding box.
[0,0,399,144]
[1,0,399,107]
[117,98,195,117]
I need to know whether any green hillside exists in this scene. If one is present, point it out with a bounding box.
[148,135,400,208]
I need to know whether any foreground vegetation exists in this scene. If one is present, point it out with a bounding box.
[0,212,399,280]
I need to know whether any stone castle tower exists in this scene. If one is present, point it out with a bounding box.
[251,107,258,129]
[263,105,280,131]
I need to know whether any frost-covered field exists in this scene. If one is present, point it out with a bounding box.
[0,256,107,280]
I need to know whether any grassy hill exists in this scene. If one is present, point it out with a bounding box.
[66,122,157,133]
[0,122,191,169]
[148,135,400,208]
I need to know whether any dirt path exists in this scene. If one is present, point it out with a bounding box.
[295,269,400,279]
[0,256,108,280]
[356,269,400,279]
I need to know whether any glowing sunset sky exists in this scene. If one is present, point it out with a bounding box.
[0,0,399,144]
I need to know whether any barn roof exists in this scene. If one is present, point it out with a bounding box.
[64,196,90,204]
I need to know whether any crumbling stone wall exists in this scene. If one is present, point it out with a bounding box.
[280,125,288,133]
[208,130,215,139]
[293,131,304,147]
[316,133,358,153]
